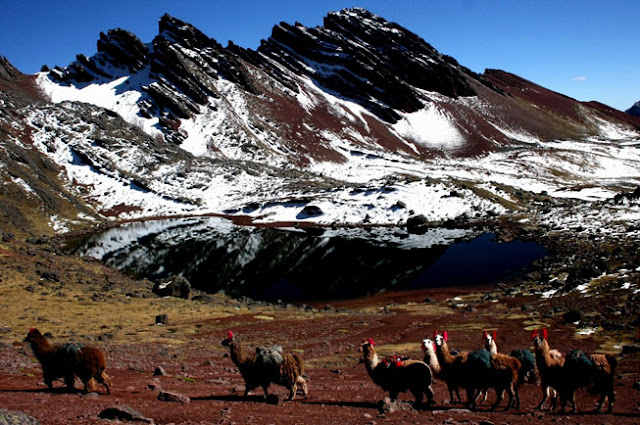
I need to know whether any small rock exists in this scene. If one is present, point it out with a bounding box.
[622,345,640,355]
[265,393,282,405]
[82,392,100,399]
[155,314,169,325]
[158,390,190,404]
[378,397,414,413]
[297,205,323,219]
[98,405,154,423]
[563,310,582,324]
[0,409,41,424]
[153,366,168,376]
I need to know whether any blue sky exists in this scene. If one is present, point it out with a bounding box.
[2,0,638,110]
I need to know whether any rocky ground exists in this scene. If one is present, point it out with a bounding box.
[1,229,640,425]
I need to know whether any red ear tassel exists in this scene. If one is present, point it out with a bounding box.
[542,329,548,340]
[482,330,488,339]
[531,329,539,339]
[368,338,376,347]
[433,330,438,339]
[492,330,497,340]
[227,331,234,340]
[443,330,448,342]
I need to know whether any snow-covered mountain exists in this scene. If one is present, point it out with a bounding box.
[2,8,640,237]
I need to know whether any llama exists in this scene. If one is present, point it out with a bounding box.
[221,331,307,401]
[24,328,111,394]
[531,328,564,410]
[480,330,522,410]
[361,338,434,406]
[433,330,491,408]
[558,349,617,413]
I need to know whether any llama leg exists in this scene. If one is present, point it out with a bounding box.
[425,385,435,404]
[490,388,504,411]
[287,381,298,401]
[514,385,520,409]
[607,389,614,413]
[43,374,54,390]
[536,386,549,410]
[297,376,308,399]
[85,377,98,393]
[64,374,75,391]
[411,386,424,406]
[99,371,112,395]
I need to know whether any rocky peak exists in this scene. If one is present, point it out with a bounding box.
[157,14,219,51]
[0,56,22,82]
[258,7,477,122]
[627,101,640,117]
[97,29,149,73]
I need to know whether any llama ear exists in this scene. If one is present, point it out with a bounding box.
[492,330,497,341]
[443,330,448,342]
[531,329,539,339]
[433,330,439,339]
[542,329,548,340]
[482,330,488,339]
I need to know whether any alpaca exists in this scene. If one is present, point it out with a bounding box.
[559,349,617,413]
[531,329,564,410]
[434,330,490,408]
[24,328,111,394]
[221,331,307,401]
[361,338,433,406]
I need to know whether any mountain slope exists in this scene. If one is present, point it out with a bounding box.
[1,8,640,236]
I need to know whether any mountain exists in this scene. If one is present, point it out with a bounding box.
[627,101,640,117]
[2,8,640,237]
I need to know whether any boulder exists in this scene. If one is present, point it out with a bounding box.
[98,405,154,423]
[152,275,191,299]
[0,409,41,425]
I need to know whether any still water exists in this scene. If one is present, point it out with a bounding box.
[75,217,547,302]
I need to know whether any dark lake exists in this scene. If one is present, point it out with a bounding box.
[75,217,547,302]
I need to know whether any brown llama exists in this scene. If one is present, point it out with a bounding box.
[361,338,433,406]
[24,328,111,394]
[481,330,522,410]
[433,330,491,409]
[531,328,564,410]
[221,331,307,401]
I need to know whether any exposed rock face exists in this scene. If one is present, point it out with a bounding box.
[0,56,21,82]
[97,29,149,73]
[40,8,640,165]
[627,101,640,117]
[256,8,477,122]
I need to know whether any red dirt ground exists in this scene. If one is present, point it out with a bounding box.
[1,287,639,425]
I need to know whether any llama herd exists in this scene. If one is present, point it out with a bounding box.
[24,327,624,415]
[364,329,617,413]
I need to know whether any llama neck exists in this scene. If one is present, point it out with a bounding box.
[436,341,456,365]
[488,339,497,356]
[29,332,53,362]
[424,349,441,375]
[535,340,556,369]
[363,346,379,373]
[229,340,252,367]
